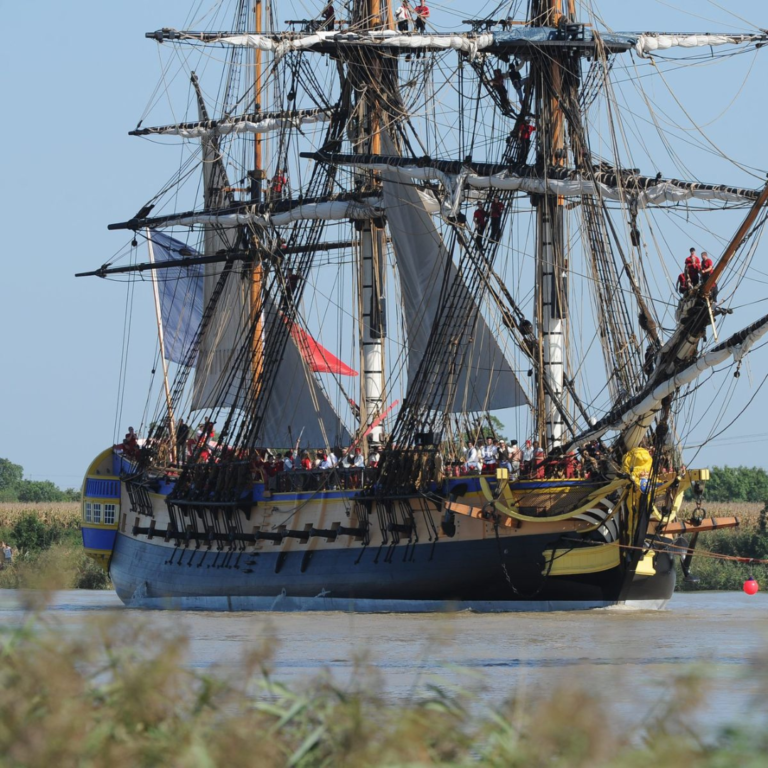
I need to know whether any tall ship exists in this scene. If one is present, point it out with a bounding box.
[79,0,768,610]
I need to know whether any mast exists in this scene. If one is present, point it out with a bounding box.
[356,0,387,447]
[146,230,177,457]
[533,0,570,450]
[251,0,265,398]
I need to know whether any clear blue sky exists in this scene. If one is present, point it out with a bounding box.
[2,0,768,488]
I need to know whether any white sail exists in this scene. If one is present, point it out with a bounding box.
[382,161,528,413]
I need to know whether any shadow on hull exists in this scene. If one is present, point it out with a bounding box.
[110,531,675,612]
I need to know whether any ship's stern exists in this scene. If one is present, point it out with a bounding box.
[80,449,120,571]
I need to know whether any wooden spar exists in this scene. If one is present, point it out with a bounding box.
[702,181,768,296]
[251,0,264,394]
[145,229,177,459]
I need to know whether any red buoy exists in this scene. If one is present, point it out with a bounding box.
[743,578,759,595]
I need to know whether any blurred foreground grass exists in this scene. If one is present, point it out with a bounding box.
[0,605,766,767]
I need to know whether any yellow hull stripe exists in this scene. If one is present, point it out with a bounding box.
[544,541,620,576]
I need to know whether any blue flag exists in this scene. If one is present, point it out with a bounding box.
[147,231,203,364]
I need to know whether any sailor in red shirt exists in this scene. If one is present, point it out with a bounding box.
[676,271,689,295]
[413,3,429,57]
[269,169,287,200]
[490,197,504,241]
[700,250,718,302]
[473,201,487,250]
[685,247,701,287]
[518,117,536,160]
[413,2,429,33]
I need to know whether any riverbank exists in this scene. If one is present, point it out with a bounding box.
[675,502,768,591]
[1,501,766,592]
[0,503,109,590]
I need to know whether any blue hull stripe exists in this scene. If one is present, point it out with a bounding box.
[82,528,117,551]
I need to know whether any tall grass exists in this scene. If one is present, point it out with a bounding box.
[0,502,109,591]
[675,501,768,591]
[0,610,766,767]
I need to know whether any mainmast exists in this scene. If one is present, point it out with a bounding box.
[532,0,573,450]
[355,0,387,447]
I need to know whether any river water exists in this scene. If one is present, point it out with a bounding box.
[1,590,766,732]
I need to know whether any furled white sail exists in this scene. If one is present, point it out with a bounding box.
[332,159,759,209]
[175,28,766,61]
[634,33,764,57]
[382,159,528,413]
[151,193,440,230]
[137,113,329,139]
[216,31,494,60]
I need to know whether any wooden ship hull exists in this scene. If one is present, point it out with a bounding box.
[82,449,679,610]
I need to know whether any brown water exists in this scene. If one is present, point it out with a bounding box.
[1,590,766,731]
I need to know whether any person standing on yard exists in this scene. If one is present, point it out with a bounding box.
[396,1,411,33]
[1,541,12,568]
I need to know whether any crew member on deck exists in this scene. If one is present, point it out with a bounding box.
[465,440,481,472]
[508,440,523,479]
[522,438,533,475]
[481,435,498,471]
[120,427,140,461]
[676,270,689,296]
[175,419,189,464]
[473,202,487,249]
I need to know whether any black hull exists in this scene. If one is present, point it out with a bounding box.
[109,530,675,609]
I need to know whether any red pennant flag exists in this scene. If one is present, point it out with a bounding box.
[289,322,358,376]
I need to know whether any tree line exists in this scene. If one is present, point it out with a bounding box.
[695,466,768,503]
[0,458,79,503]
